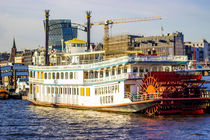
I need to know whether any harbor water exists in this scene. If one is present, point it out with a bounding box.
[1,100,210,139]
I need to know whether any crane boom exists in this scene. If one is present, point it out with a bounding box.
[91,16,162,39]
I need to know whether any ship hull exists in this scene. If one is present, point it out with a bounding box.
[0,93,9,100]
[27,99,160,113]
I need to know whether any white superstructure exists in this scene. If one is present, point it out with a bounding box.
[28,53,188,108]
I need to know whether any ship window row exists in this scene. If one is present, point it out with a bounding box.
[100,96,114,104]
[32,85,91,97]
[95,85,119,95]
[29,71,78,80]
[46,87,79,95]
[132,66,170,73]
[84,66,127,79]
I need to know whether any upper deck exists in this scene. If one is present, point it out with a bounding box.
[29,55,188,71]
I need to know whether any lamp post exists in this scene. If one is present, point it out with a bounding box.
[86,11,91,51]
[45,10,50,66]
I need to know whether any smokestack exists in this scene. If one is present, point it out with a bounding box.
[45,10,50,66]
[86,11,91,51]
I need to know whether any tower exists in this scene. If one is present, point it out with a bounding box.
[9,38,17,63]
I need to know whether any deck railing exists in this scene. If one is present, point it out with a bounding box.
[29,55,188,71]
[125,92,162,102]
[125,91,210,102]
[84,73,128,84]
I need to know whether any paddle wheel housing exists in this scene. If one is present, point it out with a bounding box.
[139,71,207,115]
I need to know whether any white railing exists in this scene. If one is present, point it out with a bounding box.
[29,56,129,71]
[29,55,188,72]
[128,72,144,79]
[29,78,44,83]
[129,55,188,62]
[84,73,128,84]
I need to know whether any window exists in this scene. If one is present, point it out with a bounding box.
[133,67,138,73]
[65,72,68,79]
[100,71,103,78]
[73,88,76,95]
[110,96,113,103]
[117,68,121,74]
[165,67,170,72]
[106,70,109,77]
[139,67,144,72]
[64,88,67,94]
[33,71,35,78]
[105,87,107,94]
[56,73,59,79]
[55,87,58,94]
[48,73,51,79]
[52,73,55,79]
[115,85,118,93]
[111,86,114,93]
[123,67,127,73]
[95,88,98,95]
[95,71,98,78]
[103,96,106,104]
[70,72,73,79]
[45,73,47,79]
[112,69,115,76]
[30,71,32,78]
[69,88,71,95]
[77,88,79,95]
[61,72,64,79]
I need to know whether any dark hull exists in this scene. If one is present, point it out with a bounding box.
[156,98,210,115]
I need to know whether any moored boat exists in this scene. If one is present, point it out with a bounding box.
[0,88,9,100]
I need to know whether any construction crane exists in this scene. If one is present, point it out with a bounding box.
[91,16,162,40]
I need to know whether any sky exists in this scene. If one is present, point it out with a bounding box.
[0,0,210,52]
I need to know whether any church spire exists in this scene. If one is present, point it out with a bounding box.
[12,38,16,49]
[9,38,17,63]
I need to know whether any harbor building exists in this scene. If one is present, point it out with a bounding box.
[0,52,9,62]
[32,48,45,66]
[14,50,34,65]
[45,19,78,50]
[184,39,210,62]
[105,32,184,56]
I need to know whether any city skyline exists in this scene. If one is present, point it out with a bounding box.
[0,0,210,52]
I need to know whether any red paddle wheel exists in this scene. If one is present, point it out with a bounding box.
[139,71,207,115]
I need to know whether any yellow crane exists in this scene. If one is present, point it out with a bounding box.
[91,16,162,40]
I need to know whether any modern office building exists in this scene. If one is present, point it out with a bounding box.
[45,19,78,50]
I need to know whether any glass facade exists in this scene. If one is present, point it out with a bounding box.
[44,19,78,50]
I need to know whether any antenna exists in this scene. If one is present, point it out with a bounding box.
[161,26,164,36]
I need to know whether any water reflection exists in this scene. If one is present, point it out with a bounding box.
[1,100,210,139]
